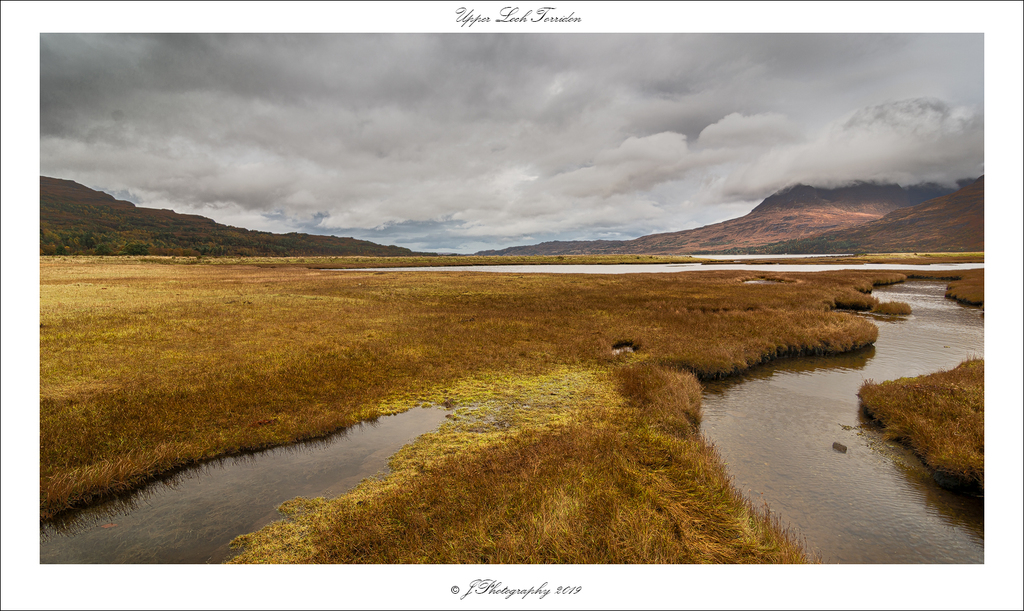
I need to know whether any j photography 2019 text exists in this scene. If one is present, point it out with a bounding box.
[453,579,583,601]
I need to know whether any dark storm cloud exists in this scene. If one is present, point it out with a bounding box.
[39,33,983,252]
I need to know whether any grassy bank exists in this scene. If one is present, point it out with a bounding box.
[871,301,913,315]
[704,253,984,266]
[858,359,984,493]
[945,270,985,306]
[230,364,806,563]
[42,261,904,560]
[40,253,706,268]
[842,252,983,265]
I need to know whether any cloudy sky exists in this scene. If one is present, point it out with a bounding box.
[39,31,984,253]
[7,6,1024,607]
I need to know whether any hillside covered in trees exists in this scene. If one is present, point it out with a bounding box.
[40,177,418,257]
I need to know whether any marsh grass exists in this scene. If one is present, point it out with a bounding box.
[704,253,983,266]
[852,252,984,265]
[945,272,984,306]
[858,359,984,492]
[230,365,807,563]
[45,254,706,268]
[313,254,709,268]
[42,261,899,559]
[48,251,982,269]
[871,301,913,315]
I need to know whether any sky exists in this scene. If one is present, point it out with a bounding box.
[38,30,985,253]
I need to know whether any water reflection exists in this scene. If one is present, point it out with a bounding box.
[701,281,984,563]
[40,407,448,564]
[703,346,877,395]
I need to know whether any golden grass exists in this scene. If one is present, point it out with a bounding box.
[858,359,984,492]
[45,251,983,268]
[42,253,706,268]
[703,253,984,266]
[41,260,904,561]
[229,364,807,563]
[313,254,710,268]
[848,252,984,265]
[945,273,984,306]
[871,301,913,315]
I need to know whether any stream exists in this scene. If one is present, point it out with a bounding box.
[700,280,984,563]
[40,407,448,563]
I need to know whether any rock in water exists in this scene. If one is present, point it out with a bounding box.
[832,442,848,453]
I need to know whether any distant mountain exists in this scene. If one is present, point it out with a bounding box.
[477,181,958,256]
[753,176,984,254]
[39,177,417,257]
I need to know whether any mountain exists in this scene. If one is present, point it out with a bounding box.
[752,176,984,254]
[477,181,956,256]
[39,177,417,257]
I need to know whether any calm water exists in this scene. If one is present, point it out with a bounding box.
[332,263,983,274]
[701,280,984,563]
[40,407,447,564]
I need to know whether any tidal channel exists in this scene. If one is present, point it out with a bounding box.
[40,407,447,563]
[700,280,984,563]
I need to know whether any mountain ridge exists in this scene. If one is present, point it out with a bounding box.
[476,180,974,256]
[39,177,418,257]
[751,176,984,254]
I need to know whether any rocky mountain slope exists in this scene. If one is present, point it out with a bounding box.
[477,181,963,256]
[753,176,984,254]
